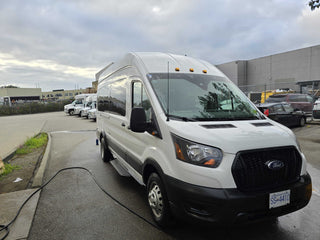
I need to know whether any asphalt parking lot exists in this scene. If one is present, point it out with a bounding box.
[1,112,320,239]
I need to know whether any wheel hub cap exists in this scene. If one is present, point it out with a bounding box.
[148,184,163,218]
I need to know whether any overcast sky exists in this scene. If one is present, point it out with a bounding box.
[0,0,319,91]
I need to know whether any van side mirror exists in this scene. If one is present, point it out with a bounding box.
[130,108,148,133]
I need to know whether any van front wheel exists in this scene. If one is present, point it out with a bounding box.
[147,173,173,227]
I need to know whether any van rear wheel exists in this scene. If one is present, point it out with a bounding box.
[147,173,173,227]
[100,138,111,162]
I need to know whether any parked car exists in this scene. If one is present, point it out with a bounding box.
[313,99,320,119]
[257,102,306,127]
[96,52,311,227]
[265,93,314,115]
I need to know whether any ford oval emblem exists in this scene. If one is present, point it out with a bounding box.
[265,160,285,170]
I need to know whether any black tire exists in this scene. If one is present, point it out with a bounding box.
[100,138,112,162]
[300,117,306,127]
[69,109,74,116]
[147,173,173,227]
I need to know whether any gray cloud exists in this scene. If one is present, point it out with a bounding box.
[0,0,319,91]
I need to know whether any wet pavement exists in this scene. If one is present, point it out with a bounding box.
[28,113,320,240]
[1,112,319,239]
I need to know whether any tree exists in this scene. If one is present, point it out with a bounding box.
[0,85,19,88]
[309,0,320,10]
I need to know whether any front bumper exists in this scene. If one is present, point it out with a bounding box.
[163,173,312,224]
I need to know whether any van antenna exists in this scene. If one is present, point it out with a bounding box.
[167,61,170,122]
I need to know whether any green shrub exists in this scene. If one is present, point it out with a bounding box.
[0,163,21,178]
[0,100,72,116]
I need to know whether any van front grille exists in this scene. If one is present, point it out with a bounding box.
[231,146,302,192]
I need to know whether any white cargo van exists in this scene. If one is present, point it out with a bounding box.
[64,94,93,115]
[74,94,96,117]
[96,53,312,226]
[81,94,97,118]
[0,96,12,106]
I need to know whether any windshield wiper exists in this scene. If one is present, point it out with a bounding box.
[168,114,196,122]
[194,117,234,121]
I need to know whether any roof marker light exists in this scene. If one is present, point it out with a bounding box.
[189,68,194,72]
[203,70,207,74]
[175,67,180,71]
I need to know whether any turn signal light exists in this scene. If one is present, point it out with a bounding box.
[306,183,312,200]
[175,143,185,160]
[203,70,207,74]
[204,159,216,166]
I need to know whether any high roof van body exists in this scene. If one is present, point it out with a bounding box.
[96,53,311,226]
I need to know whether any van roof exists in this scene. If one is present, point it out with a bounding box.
[96,52,225,81]
[75,93,96,99]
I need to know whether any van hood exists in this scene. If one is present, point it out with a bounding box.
[64,104,73,108]
[167,120,298,154]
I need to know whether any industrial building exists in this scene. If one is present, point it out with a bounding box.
[41,89,85,101]
[216,44,320,99]
[0,88,41,102]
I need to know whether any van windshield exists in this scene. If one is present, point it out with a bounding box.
[147,73,262,121]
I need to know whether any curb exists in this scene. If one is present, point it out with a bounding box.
[32,133,51,188]
[3,151,16,163]
[0,133,51,240]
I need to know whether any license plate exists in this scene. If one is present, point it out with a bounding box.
[269,190,290,209]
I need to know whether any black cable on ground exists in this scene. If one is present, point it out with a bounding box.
[0,167,160,240]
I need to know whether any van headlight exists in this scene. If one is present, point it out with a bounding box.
[171,134,223,168]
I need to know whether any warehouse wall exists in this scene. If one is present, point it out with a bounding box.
[0,88,41,98]
[216,44,320,93]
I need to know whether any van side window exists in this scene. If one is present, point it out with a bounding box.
[98,85,110,112]
[109,79,126,116]
[98,78,127,116]
[132,82,152,122]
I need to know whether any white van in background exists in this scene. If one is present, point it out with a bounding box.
[81,95,97,118]
[73,94,96,117]
[0,96,12,106]
[96,52,312,227]
[64,94,94,116]
[88,107,97,121]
